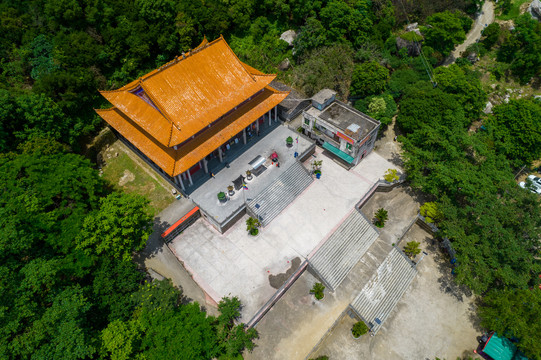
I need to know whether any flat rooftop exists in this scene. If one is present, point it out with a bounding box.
[169,149,395,322]
[189,125,313,225]
[317,102,379,141]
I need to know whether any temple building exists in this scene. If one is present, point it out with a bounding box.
[96,36,289,192]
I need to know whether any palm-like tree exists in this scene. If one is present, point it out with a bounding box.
[374,208,388,228]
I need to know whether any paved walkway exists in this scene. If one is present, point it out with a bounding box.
[445,1,495,65]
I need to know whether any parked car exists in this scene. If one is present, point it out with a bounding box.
[527,174,541,188]
[519,176,541,194]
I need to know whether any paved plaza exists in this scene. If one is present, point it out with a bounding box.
[189,125,313,225]
[168,148,395,322]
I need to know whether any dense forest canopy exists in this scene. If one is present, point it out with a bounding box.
[0,0,540,359]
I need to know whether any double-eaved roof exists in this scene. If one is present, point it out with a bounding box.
[96,36,288,177]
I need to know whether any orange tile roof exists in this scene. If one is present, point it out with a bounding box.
[97,86,288,177]
[172,86,288,176]
[98,36,276,148]
[96,108,177,175]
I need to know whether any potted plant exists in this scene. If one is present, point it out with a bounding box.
[227,185,235,196]
[311,160,323,179]
[310,282,325,300]
[217,191,227,203]
[351,321,369,339]
[246,217,261,236]
[373,208,388,228]
[286,136,293,147]
[246,170,253,181]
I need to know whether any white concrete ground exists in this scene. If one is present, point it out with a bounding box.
[168,149,395,322]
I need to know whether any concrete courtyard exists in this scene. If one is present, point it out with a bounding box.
[168,148,395,322]
[189,125,313,225]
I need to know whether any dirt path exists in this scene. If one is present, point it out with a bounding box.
[445,1,495,64]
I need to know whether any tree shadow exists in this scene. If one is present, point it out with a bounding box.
[389,151,405,167]
[425,238,473,302]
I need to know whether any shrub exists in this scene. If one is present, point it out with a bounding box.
[246,217,261,236]
[404,241,421,259]
[383,169,399,183]
[420,202,443,223]
[374,208,388,228]
[310,282,325,300]
[351,321,369,337]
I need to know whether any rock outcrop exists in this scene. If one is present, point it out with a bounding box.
[396,37,422,57]
[530,0,541,20]
[280,30,297,46]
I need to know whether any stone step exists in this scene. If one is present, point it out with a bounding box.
[310,210,379,291]
[246,161,313,227]
[350,247,417,335]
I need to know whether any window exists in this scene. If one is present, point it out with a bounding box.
[304,118,310,126]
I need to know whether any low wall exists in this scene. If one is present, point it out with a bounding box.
[355,179,405,210]
[246,260,309,328]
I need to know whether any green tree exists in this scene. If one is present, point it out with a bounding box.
[419,202,443,224]
[293,17,328,59]
[374,208,388,227]
[350,61,390,97]
[404,241,421,259]
[479,289,541,359]
[11,286,95,359]
[488,99,541,166]
[388,69,423,98]
[101,280,258,360]
[292,44,354,98]
[76,192,153,261]
[481,23,501,49]
[320,0,373,47]
[310,282,325,300]
[424,10,471,56]
[433,64,486,119]
[246,216,261,236]
[383,168,399,183]
[397,81,467,133]
[351,321,369,337]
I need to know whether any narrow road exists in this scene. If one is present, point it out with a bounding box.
[445,1,495,64]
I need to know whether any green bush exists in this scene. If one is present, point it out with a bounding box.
[310,282,325,300]
[374,208,388,228]
[420,202,443,223]
[383,169,399,183]
[246,217,261,236]
[404,241,422,259]
[351,321,369,337]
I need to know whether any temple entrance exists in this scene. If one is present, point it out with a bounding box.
[184,115,281,194]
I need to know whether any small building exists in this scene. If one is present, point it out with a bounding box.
[95,36,289,193]
[302,89,380,167]
[271,80,311,122]
[478,332,529,360]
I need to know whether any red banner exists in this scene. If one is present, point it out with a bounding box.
[336,131,354,144]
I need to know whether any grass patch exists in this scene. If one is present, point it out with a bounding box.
[101,142,175,215]
[496,0,530,21]
[398,31,423,42]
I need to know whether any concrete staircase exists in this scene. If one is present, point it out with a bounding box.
[350,247,417,335]
[246,161,313,227]
[309,210,379,291]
